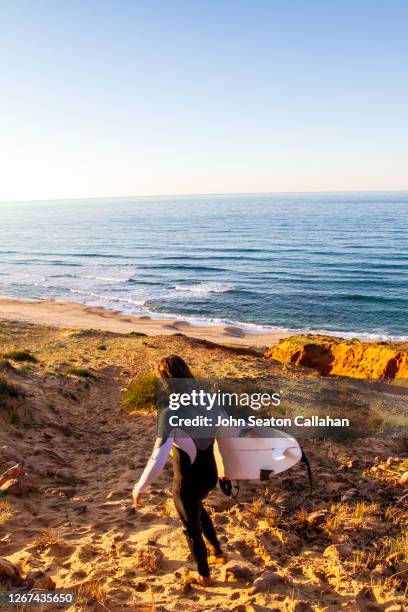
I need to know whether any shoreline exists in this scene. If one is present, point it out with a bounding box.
[0,296,293,347]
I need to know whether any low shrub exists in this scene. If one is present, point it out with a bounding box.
[0,373,24,409]
[127,331,147,337]
[96,344,107,351]
[4,350,37,363]
[122,373,158,412]
[65,367,93,378]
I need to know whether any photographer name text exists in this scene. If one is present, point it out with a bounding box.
[167,414,350,428]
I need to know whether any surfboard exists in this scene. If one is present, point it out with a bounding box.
[214,427,302,481]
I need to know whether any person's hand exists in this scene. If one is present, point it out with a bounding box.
[132,487,143,507]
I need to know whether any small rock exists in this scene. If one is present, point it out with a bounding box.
[25,570,55,591]
[220,564,254,582]
[0,465,35,495]
[0,557,21,579]
[355,585,376,603]
[47,468,75,481]
[341,488,358,502]
[134,580,148,592]
[373,564,393,577]
[98,446,112,454]
[386,457,399,466]
[306,510,329,527]
[251,569,286,593]
[0,463,25,487]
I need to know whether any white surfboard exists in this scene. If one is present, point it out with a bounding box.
[214,427,302,481]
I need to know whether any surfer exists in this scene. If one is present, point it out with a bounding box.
[132,355,225,584]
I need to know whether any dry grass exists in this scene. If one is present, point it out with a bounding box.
[382,532,408,563]
[76,577,109,610]
[0,500,11,523]
[32,528,64,550]
[324,501,379,532]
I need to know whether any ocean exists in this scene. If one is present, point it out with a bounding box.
[0,192,407,341]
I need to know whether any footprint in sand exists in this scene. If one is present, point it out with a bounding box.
[76,543,100,563]
[47,542,76,561]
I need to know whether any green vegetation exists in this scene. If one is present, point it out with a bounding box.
[122,373,158,412]
[0,373,24,409]
[65,367,93,378]
[4,350,37,363]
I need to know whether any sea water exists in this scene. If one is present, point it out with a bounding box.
[0,192,407,340]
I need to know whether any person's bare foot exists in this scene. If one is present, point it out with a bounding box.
[191,574,213,586]
[208,554,227,565]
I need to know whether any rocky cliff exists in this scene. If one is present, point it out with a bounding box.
[265,335,408,378]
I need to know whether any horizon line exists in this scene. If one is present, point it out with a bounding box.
[1,188,408,205]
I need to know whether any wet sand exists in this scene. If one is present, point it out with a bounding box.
[0,296,291,347]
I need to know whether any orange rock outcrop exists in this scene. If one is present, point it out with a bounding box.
[265,335,408,379]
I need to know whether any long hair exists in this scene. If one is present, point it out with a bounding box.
[157,355,195,397]
[157,355,194,381]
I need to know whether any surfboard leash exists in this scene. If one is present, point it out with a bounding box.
[219,448,313,518]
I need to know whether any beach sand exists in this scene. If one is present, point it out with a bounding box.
[0,296,291,347]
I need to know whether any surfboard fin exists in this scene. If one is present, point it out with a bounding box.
[219,478,233,496]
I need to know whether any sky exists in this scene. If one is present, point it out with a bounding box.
[0,0,407,201]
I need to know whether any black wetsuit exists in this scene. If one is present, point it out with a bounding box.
[134,432,222,576]
[172,442,221,576]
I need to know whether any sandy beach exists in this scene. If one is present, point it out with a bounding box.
[0,296,291,347]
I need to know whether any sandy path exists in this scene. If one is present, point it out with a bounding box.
[2,368,273,610]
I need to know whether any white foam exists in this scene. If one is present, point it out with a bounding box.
[174,282,232,295]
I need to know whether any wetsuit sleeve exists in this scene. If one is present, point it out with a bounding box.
[134,437,173,494]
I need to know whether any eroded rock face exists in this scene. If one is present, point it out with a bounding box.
[265,335,408,379]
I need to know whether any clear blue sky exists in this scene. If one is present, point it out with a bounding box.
[1,0,407,200]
